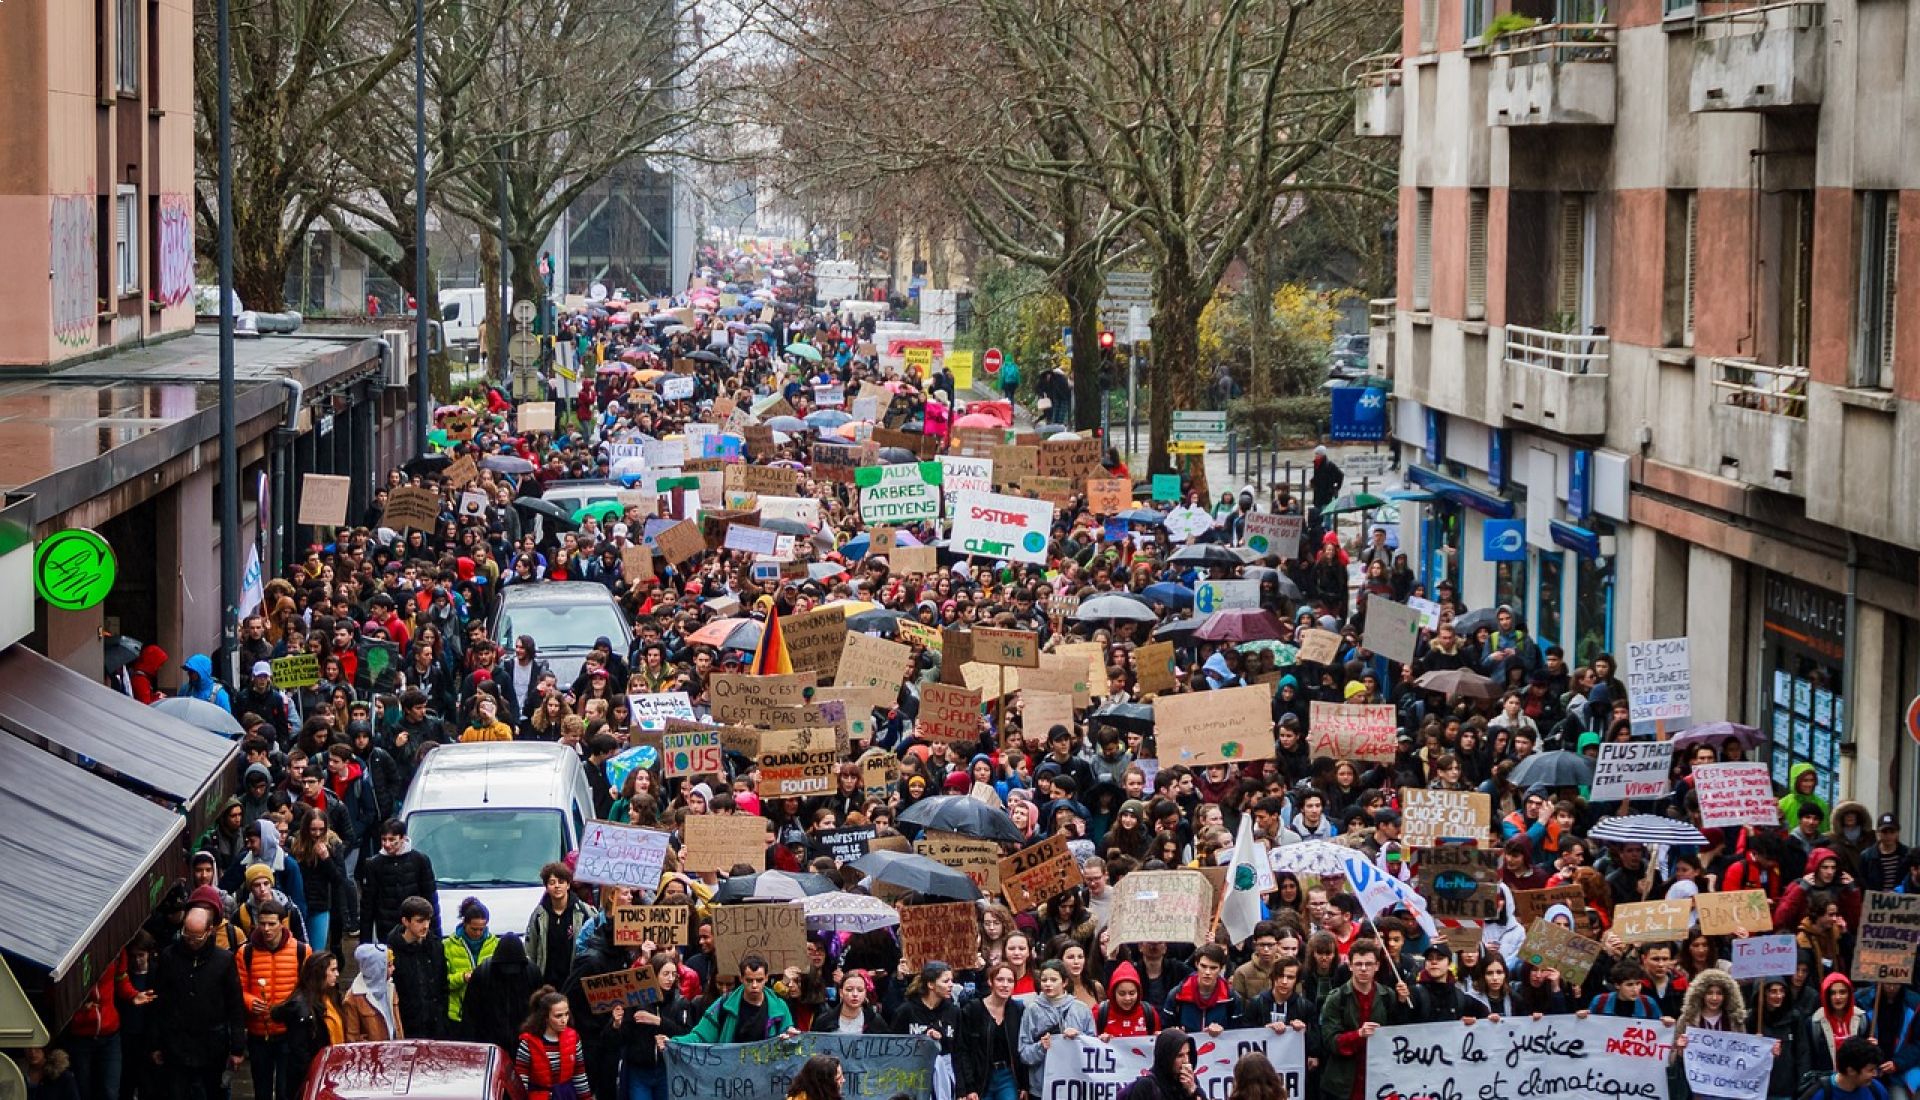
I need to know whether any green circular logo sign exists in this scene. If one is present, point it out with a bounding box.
[34,528,117,610]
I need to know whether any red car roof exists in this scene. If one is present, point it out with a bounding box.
[304,1042,515,1100]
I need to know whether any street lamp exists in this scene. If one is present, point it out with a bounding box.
[414,0,430,454]
[217,0,240,681]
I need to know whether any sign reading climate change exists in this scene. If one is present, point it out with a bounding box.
[856,462,942,524]
[1367,1017,1674,1100]
[950,490,1056,565]
[665,1034,937,1100]
[1044,1029,1306,1100]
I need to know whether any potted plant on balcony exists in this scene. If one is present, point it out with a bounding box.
[1482,12,1539,46]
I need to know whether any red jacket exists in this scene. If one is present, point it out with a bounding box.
[65,955,134,1038]
[1095,963,1161,1037]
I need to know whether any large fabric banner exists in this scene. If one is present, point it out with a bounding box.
[1366,1016,1674,1100]
[664,1034,939,1100]
[1043,1028,1306,1100]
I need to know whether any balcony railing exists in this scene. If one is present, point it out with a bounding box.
[1351,53,1405,137]
[1690,0,1825,110]
[1490,22,1618,64]
[1697,0,1824,33]
[1488,24,1618,126]
[1710,356,1808,417]
[1503,325,1611,375]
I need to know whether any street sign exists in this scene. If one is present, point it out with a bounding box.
[1906,694,1920,746]
[512,299,537,325]
[1168,440,1207,455]
[983,348,1004,376]
[1345,452,1391,478]
[1170,410,1228,444]
[1103,271,1153,304]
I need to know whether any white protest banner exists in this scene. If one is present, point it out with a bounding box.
[661,374,696,400]
[722,524,781,557]
[1194,579,1261,614]
[1693,762,1782,828]
[629,692,696,723]
[574,821,672,890]
[643,438,685,470]
[1408,596,1442,631]
[1682,1030,1773,1100]
[949,490,1055,565]
[1589,740,1676,801]
[757,495,822,528]
[1307,701,1399,761]
[1362,598,1423,664]
[1398,788,1491,846]
[856,462,942,525]
[1367,1017,1675,1100]
[937,455,993,511]
[1729,933,1799,980]
[1626,637,1692,735]
[1242,512,1302,559]
[1043,1029,1305,1100]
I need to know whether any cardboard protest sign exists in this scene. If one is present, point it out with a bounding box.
[939,629,975,684]
[1626,637,1691,735]
[1085,478,1130,515]
[682,814,768,873]
[1243,513,1303,559]
[1512,884,1586,927]
[1695,889,1773,935]
[918,682,983,745]
[1398,789,1491,847]
[270,653,321,690]
[1133,641,1176,697]
[519,402,556,432]
[1021,692,1076,745]
[661,728,721,778]
[1054,642,1108,694]
[444,454,479,489]
[1036,436,1102,482]
[1693,762,1781,828]
[654,520,707,566]
[621,546,656,586]
[915,831,1001,891]
[1417,845,1500,921]
[990,445,1039,487]
[1589,741,1674,802]
[1682,1031,1774,1100]
[897,621,941,651]
[1154,684,1273,766]
[859,749,901,803]
[1853,891,1920,983]
[972,626,1039,668]
[1519,918,1604,986]
[612,905,691,948]
[724,463,800,498]
[1730,934,1799,980]
[709,671,816,724]
[1296,628,1343,666]
[1612,898,1696,945]
[574,822,672,889]
[781,607,848,680]
[835,632,912,691]
[1107,870,1214,946]
[1369,1018,1673,1100]
[755,727,838,796]
[998,834,1083,911]
[581,966,658,1012]
[1307,702,1399,762]
[898,902,981,970]
[298,474,352,527]
[382,485,442,531]
[1362,598,1423,664]
[712,903,809,975]
[1021,653,1091,705]
[892,545,938,573]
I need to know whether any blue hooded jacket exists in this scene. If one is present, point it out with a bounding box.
[181,654,231,710]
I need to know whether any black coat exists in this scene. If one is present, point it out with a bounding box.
[151,939,246,1067]
[463,952,541,1051]
[358,848,438,935]
[269,992,334,1082]
[385,929,450,1040]
[616,990,699,1069]
[954,996,1026,1097]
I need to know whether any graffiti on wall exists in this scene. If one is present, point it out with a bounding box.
[157,194,194,307]
[51,195,97,347]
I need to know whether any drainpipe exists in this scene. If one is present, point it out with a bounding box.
[271,378,304,575]
[1841,532,1860,796]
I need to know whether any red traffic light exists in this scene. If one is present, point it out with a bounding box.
[1098,331,1117,350]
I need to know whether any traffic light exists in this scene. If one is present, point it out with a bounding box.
[1098,330,1117,353]
[1098,330,1118,385]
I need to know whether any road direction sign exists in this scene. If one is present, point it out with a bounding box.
[983,348,1004,376]
[1345,452,1391,478]
[512,299,537,325]
[509,330,540,366]
[1170,411,1228,445]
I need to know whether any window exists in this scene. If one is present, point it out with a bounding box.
[1536,552,1563,650]
[1467,190,1489,320]
[115,0,138,93]
[1420,0,1439,50]
[114,185,138,296]
[1779,190,1813,367]
[1464,0,1489,43]
[1664,0,1695,17]
[1413,189,1433,310]
[1663,190,1697,347]
[1854,191,1898,389]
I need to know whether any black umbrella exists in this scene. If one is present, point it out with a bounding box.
[402,453,453,477]
[1243,567,1305,601]
[1089,701,1155,733]
[897,795,1025,844]
[513,496,572,522]
[1153,616,1204,641]
[846,608,905,635]
[848,850,983,900]
[760,517,813,537]
[877,447,918,463]
[1167,544,1244,568]
[1509,750,1594,789]
[712,872,837,902]
[102,634,143,675]
[686,350,725,364]
[482,454,536,474]
[1454,606,1523,635]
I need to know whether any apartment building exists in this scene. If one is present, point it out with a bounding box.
[1360,0,1920,815]
[0,0,197,366]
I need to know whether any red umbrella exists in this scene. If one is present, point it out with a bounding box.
[953,412,1005,430]
[1193,609,1289,643]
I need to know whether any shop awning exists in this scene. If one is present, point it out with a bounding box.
[0,647,238,844]
[1550,519,1603,558]
[1406,466,1516,518]
[0,730,185,1031]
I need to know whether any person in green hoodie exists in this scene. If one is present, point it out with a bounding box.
[444,897,499,1029]
[1780,762,1830,834]
[676,956,796,1044]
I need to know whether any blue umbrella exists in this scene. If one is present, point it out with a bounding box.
[1142,582,1195,609]
[766,415,810,432]
[842,529,926,560]
[805,409,853,429]
[1116,508,1166,525]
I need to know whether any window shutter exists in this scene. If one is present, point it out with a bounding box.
[1682,193,1698,346]
[1414,191,1433,308]
[1556,195,1585,320]
[1467,191,1488,319]
[1421,0,1439,49]
[1880,195,1899,380]
[1787,193,1813,367]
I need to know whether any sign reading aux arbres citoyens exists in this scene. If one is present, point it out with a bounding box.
[856,462,942,525]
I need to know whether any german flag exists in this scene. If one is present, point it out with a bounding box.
[751,604,794,676]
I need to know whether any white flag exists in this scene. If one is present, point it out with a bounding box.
[1220,814,1266,946]
[1339,850,1438,939]
[238,543,265,618]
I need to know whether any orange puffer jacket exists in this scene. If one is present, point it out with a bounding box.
[236,934,309,1038]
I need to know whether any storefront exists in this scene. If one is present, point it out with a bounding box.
[1758,571,1847,805]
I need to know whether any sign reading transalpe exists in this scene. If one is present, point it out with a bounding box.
[1043,1029,1305,1100]
[1367,1017,1675,1100]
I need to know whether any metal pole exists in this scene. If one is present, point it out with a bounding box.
[217,0,240,683]
[497,146,510,386]
[1126,346,1139,464]
[413,0,430,453]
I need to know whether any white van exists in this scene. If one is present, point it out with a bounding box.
[439,287,504,348]
[398,741,595,933]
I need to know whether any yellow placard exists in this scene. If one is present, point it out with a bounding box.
[948,351,974,391]
[1168,440,1207,455]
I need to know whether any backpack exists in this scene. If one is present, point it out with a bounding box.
[1797,1075,1888,1100]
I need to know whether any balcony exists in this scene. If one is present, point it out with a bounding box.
[1368,298,1396,380]
[1487,24,1618,127]
[1352,54,1404,137]
[1501,325,1611,436]
[1709,357,1808,494]
[1691,0,1825,111]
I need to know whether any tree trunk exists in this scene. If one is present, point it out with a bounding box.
[1246,224,1276,405]
[1148,257,1208,475]
[478,231,499,369]
[233,213,295,312]
[1056,254,1104,433]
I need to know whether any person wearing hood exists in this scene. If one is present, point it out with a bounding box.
[1017,961,1097,1098]
[129,644,169,703]
[1118,1029,1202,1100]
[1819,802,1877,881]
[1776,849,1863,934]
[1804,973,1871,1081]
[203,795,252,871]
[239,764,276,826]
[1096,962,1162,1037]
[1670,968,1771,1099]
[233,821,308,922]
[343,943,400,1041]
[463,935,541,1052]
[1779,763,1831,835]
[180,653,231,710]
[1753,977,1809,1100]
